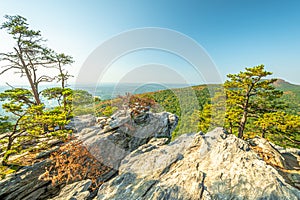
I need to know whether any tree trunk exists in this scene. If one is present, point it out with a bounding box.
[24,68,41,105]
[229,122,233,134]
[17,48,41,105]
[238,111,247,138]
[2,137,13,166]
[62,79,67,112]
[16,42,41,105]
[238,92,251,139]
[262,129,266,138]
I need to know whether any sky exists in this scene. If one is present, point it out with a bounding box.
[0,0,300,85]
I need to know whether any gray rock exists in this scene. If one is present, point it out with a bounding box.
[0,160,59,200]
[272,142,300,156]
[77,111,178,170]
[69,114,97,132]
[96,128,300,200]
[0,110,179,200]
[36,146,59,159]
[96,116,108,123]
[50,179,92,200]
[119,133,197,177]
[249,137,300,190]
[47,139,63,146]
[4,109,299,200]
[248,136,286,168]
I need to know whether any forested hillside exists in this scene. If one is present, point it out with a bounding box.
[95,77,300,148]
[273,79,300,115]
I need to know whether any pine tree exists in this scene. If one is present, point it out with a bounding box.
[0,15,57,104]
[197,89,227,132]
[0,15,75,165]
[0,88,39,165]
[254,112,300,147]
[224,65,283,138]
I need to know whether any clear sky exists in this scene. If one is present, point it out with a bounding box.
[0,0,300,85]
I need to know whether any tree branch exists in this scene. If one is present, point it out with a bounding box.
[0,133,10,140]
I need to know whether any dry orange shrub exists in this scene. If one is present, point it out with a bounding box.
[40,139,112,191]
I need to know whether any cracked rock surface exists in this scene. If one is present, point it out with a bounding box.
[96,128,300,200]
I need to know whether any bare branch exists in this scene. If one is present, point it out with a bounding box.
[0,57,23,68]
[5,82,15,89]
[0,66,19,75]
[37,75,55,84]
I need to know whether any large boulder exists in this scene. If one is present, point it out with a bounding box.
[76,111,178,170]
[96,128,300,199]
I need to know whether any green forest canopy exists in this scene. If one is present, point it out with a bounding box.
[95,66,300,148]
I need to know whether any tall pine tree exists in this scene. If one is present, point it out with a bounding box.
[224,65,283,138]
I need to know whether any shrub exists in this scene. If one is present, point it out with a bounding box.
[40,139,112,191]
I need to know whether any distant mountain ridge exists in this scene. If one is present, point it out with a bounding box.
[271,79,300,115]
[273,78,300,87]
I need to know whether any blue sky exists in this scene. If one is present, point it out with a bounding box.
[0,0,300,85]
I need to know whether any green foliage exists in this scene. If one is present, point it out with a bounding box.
[42,87,72,114]
[0,15,76,165]
[51,53,74,88]
[93,72,299,148]
[72,89,94,115]
[0,92,39,165]
[196,89,227,133]
[194,65,300,148]
[94,98,119,117]
[254,112,300,148]
[102,106,118,117]
[146,87,208,137]
[273,80,300,115]
[42,87,97,116]
[42,87,65,104]
[223,65,284,138]
[0,116,13,134]
[0,87,78,165]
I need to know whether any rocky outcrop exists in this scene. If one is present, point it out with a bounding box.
[249,136,287,169]
[76,111,178,170]
[2,109,300,200]
[0,110,178,200]
[249,137,300,190]
[50,179,92,200]
[69,114,97,133]
[96,128,300,199]
[0,160,59,200]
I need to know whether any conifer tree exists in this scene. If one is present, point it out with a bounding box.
[0,15,57,104]
[0,15,74,165]
[224,65,283,138]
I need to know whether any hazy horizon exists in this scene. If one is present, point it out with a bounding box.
[1,77,299,87]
